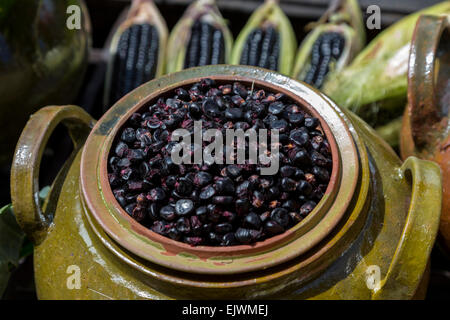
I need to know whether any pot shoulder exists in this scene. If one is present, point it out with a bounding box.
[33,111,435,300]
[33,150,169,300]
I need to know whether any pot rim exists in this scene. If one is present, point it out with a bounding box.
[80,65,359,275]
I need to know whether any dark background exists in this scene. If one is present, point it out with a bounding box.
[2,0,449,299]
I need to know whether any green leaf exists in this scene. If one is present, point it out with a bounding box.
[0,204,26,297]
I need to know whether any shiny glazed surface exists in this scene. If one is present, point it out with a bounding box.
[11,65,442,299]
[400,15,450,253]
[0,0,90,166]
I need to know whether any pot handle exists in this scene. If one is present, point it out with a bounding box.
[10,106,96,245]
[373,156,442,299]
[408,14,450,148]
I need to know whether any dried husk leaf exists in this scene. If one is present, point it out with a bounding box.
[292,0,365,82]
[230,0,297,75]
[104,0,168,107]
[165,0,233,74]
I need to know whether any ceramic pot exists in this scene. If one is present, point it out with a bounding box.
[400,15,450,254]
[0,0,91,167]
[11,65,442,299]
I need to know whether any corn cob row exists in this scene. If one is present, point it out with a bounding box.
[239,26,280,70]
[231,0,296,74]
[292,0,365,89]
[184,20,226,68]
[166,0,233,74]
[302,31,346,88]
[104,0,168,107]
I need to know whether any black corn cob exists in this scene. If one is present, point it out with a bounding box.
[198,21,212,66]
[104,0,168,108]
[268,35,280,71]
[240,26,280,70]
[302,32,345,89]
[184,21,226,69]
[231,0,296,74]
[184,21,225,68]
[292,0,364,89]
[210,29,225,65]
[247,29,263,67]
[166,0,233,73]
[259,26,276,68]
[110,23,160,104]
[185,21,201,68]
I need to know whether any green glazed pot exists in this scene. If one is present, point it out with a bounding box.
[0,0,91,167]
[11,65,442,300]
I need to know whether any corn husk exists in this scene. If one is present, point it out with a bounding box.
[104,0,168,107]
[375,116,403,149]
[165,0,233,74]
[322,1,450,128]
[292,0,365,84]
[230,0,297,75]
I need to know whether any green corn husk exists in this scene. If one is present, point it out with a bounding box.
[292,0,365,87]
[375,116,403,149]
[322,1,450,129]
[166,0,233,74]
[104,0,168,107]
[230,0,297,74]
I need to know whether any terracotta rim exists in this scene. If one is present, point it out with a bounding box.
[80,65,359,274]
